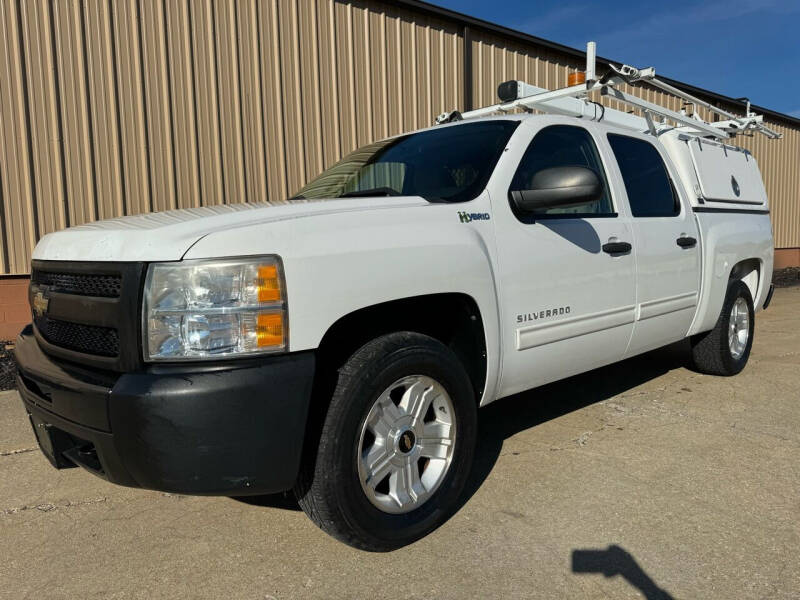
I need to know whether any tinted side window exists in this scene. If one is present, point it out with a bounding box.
[607,134,679,217]
[509,125,613,216]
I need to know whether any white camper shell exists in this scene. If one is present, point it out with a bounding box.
[662,134,769,209]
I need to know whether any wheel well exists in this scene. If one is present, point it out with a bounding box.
[295,294,486,490]
[315,293,487,403]
[729,258,761,301]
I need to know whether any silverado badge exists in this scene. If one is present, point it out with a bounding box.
[32,290,50,318]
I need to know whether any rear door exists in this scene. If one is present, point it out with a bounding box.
[604,133,701,357]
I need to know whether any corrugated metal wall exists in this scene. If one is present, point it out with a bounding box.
[0,0,797,275]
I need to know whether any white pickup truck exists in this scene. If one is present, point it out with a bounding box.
[16,70,776,550]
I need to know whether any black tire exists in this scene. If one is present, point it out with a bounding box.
[294,332,477,551]
[690,280,755,376]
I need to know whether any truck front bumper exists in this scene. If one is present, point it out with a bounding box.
[15,326,315,495]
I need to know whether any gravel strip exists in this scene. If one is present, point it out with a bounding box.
[0,341,17,391]
[773,267,800,288]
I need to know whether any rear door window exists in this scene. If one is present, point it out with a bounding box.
[607,134,679,217]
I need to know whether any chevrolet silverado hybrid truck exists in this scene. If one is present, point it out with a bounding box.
[16,84,775,551]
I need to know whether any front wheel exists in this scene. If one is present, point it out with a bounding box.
[294,332,477,551]
[690,280,755,376]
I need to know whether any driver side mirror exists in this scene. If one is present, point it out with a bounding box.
[510,166,602,213]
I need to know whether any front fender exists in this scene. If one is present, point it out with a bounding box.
[183,201,502,403]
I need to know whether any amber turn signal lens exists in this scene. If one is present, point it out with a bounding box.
[256,313,284,347]
[257,265,281,302]
[568,71,586,86]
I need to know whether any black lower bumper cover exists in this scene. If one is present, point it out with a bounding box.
[15,326,315,496]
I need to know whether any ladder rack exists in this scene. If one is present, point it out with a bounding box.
[436,42,782,141]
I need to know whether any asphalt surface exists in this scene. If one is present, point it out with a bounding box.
[1,287,798,599]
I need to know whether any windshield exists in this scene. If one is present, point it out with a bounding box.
[293,120,519,203]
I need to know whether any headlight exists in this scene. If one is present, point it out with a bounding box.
[143,256,287,361]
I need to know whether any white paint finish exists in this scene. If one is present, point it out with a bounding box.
[516,304,636,350]
[485,118,638,398]
[596,129,702,357]
[183,194,505,405]
[638,291,698,321]
[659,131,770,211]
[686,138,767,205]
[688,212,773,335]
[625,214,699,355]
[31,197,428,262]
[29,112,776,407]
[740,267,760,303]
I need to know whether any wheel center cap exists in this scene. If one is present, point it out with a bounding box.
[398,430,416,454]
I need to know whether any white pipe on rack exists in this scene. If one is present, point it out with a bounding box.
[454,81,648,132]
[586,41,596,81]
[646,77,739,121]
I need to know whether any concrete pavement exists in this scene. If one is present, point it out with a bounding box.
[1,288,798,599]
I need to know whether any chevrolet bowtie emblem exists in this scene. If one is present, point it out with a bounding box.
[32,291,49,318]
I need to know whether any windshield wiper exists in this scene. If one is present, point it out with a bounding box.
[338,187,401,198]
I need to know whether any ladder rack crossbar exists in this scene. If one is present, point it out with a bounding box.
[457,83,592,120]
[602,86,729,139]
[436,41,782,141]
[645,77,740,121]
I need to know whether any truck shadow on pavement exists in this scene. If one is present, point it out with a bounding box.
[233,339,693,519]
[458,338,693,511]
[572,545,675,600]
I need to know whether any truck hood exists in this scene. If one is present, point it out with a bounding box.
[33,197,428,263]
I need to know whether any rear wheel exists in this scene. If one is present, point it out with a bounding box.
[294,332,477,551]
[691,280,755,376]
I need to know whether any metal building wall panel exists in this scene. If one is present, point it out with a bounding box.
[0,0,36,273]
[140,0,177,213]
[352,4,373,147]
[317,0,343,168]
[165,0,201,210]
[299,1,325,184]
[257,0,288,203]
[369,9,388,141]
[84,0,125,220]
[384,10,404,138]
[110,0,149,216]
[0,0,796,275]
[400,15,418,133]
[51,0,95,227]
[19,0,66,238]
[213,0,246,205]
[414,21,430,130]
[279,0,307,198]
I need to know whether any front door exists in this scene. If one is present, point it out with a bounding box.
[604,132,701,357]
[491,121,637,398]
